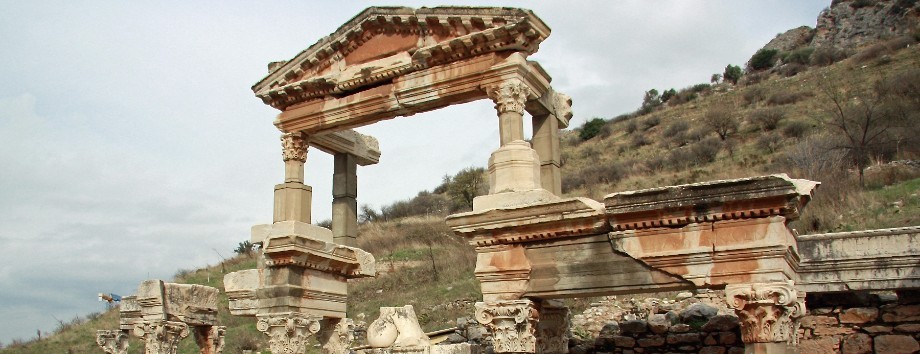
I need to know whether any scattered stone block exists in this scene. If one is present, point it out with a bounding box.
[841,333,872,354]
[894,323,920,333]
[637,335,665,347]
[699,346,726,354]
[874,335,920,353]
[882,305,920,322]
[862,325,893,334]
[619,320,648,335]
[647,314,670,334]
[701,315,739,332]
[839,307,878,324]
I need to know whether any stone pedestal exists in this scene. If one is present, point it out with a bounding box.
[725,281,805,354]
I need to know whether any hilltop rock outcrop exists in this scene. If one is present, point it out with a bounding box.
[812,0,920,49]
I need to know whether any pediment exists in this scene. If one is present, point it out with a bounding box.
[253,6,551,111]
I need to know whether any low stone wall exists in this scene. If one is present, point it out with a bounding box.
[799,291,920,353]
[577,314,744,354]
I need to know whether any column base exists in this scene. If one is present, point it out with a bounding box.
[473,189,559,212]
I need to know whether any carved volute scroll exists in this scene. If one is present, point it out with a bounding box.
[133,320,190,354]
[256,312,323,354]
[95,330,129,354]
[281,132,308,162]
[487,79,529,115]
[725,281,806,345]
[475,300,539,353]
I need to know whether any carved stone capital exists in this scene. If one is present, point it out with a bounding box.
[256,312,323,354]
[133,320,190,354]
[318,318,356,354]
[194,325,226,354]
[475,300,538,353]
[95,330,129,354]
[486,80,529,115]
[536,303,569,354]
[725,281,806,345]
[281,132,308,162]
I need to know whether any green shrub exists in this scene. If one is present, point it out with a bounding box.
[811,47,848,66]
[767,91,810,105]
[784,47,815,65]
[743,87,767,106]
[782,120,811,138]
[749,107,786,131]
[750,49,779,71]
[579,117,607,141]
[756,132,784,153]
[640,115,661,131]
[723,64,743,84]
[624,120,638,134]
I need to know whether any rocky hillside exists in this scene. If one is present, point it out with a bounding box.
[765,0,919,52]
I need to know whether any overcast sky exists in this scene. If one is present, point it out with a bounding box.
[0,0,828,344]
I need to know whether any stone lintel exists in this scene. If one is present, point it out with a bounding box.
[274,52,551,135]
[261,233,376,277]
[310,130,381,166]
[134,280,219,326]
[253,6,551,111]
[797,226,920,293]
[604,174,819,231]
[524,87,573,129]
[224,269,262,316]
[610,217,800,288]
[447,197,607,247]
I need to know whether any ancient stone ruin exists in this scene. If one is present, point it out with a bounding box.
[97,6,920,354]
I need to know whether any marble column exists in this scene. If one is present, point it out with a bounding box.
[275,132,312,223]
[332,152,358,247]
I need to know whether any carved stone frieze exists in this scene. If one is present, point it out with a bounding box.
[725,281,806,345]
[133,320,190,354]
[536,303,569,354]
[95,330,129,354]
[281,132,308,162]
[256,312,323,354]
[486,80,529,115]
[193,325,226,354]
[475,300,538,353]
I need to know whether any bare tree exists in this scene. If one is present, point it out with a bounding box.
[819,78,903,186]
[701,103,739,141]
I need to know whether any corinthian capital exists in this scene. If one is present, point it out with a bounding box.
[281,132,308,162]
[725,281,806,345]
[133,320,190,354]
[95,330,129,354]
[486,79,529,115]
[256,312,323,354]
[475,300,539,353]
